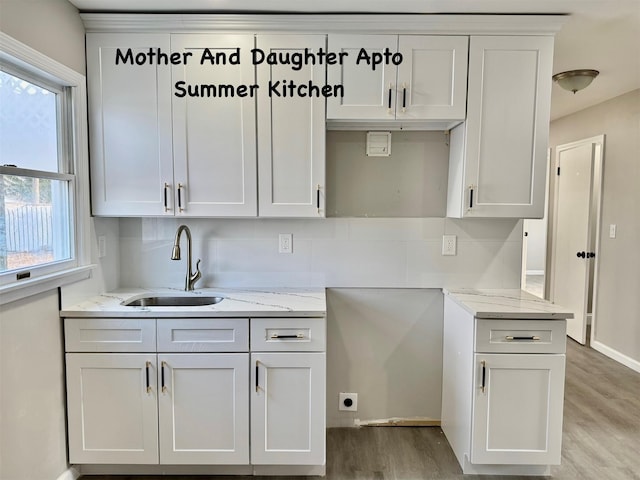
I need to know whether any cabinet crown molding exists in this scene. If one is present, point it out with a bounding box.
[80,13,567,35]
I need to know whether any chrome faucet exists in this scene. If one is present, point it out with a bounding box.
[171,224,202,291]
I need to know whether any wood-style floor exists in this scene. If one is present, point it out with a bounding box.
[82,338,640,480]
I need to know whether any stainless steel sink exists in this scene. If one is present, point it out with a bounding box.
[122,295,224,307]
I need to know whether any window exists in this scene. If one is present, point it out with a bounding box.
[0,69,75,278]
[0,33,91,298]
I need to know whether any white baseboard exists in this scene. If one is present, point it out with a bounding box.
[591,340,640,374]
[56,467,81,480]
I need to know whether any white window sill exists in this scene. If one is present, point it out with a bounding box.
[0,265,95,306]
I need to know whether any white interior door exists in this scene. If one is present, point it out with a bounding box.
[552,141,595,344]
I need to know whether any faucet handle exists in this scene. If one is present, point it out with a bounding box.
[190,259,202,288]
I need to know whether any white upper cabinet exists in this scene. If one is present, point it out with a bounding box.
[87,33,173,216]
[326,35,397,119]
[327,35,468,122]
[171,34,257,217]
[256,35,326,217]
[447,35,554,218]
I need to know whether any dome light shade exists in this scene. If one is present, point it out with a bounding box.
[552,69,599,94]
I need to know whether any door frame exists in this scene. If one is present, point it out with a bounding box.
[522,147,552,296]
[549,134,605,346]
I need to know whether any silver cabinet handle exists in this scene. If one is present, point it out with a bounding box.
[163,183,170,212]
[270,333,304,339]
[177,183,184,212]
[255,360,260,393]
[505,335,541,341]
[402,82,407,113]
[161,361,167,394]
[145,361,151,394]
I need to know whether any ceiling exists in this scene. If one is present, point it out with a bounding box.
[68,0,640,120]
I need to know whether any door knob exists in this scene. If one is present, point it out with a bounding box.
[587,252,596,258]
[576,251,586,258]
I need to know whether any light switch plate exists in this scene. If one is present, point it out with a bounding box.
[279,234,293,254]
[442,235,457,256]
[609,224,617,239]
[98,235,106,258]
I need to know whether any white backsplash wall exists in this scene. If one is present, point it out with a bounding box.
[118,217,523,289]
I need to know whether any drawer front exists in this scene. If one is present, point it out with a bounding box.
[250,317,326,352]
[64,318,156,352]
[475,319,566,354]
[157,318,249,352]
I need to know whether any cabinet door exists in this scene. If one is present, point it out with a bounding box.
[463,36,553,218]
[257,35,326,217]
[471,353,565,465]
[396,36,468,120]
[66,353,159,464]
[251,352,326,465]
[157,354,249,464]
[86,33,173,216]
[326,35,398,119]
[171,34,257,216]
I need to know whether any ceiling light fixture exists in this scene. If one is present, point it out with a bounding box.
[552,69,599,94]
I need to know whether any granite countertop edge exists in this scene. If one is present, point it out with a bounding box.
[443,288,574,320]
[60,287,327,318]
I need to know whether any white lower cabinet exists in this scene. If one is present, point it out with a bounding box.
[157,353,249,465]
[65,353,159,464]
[471,353,565,465]
[442,296,567,475]
[251,352,326,465]
[65,316,326,472]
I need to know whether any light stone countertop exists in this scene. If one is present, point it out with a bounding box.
[443,288,574,319]
[60,287,326,318]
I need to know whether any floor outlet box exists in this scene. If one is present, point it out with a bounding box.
[339,392,358,412]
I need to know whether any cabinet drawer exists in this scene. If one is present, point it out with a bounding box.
[64,318,156,352]
[157,319,249,352]
[250,318,326,352]
[475,319,566,354]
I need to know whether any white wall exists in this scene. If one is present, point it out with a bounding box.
[327,288,443,427]
[118,216,523,289]
[0,3,117,478]
[61,218,120,308]
[0,0,85,74]
[326,131,449,217]
[0,291,67,480]
[548,89,640,370]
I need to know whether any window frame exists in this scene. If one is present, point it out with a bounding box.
[0,32,93,304]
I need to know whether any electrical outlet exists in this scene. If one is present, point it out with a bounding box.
[279,233,293,254]
[339,392,358,412]
[442,235,457,256]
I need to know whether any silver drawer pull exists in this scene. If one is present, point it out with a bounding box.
[270,333,304,339]
[505,335,541,341]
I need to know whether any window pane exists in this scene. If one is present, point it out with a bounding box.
[0,70,59,172]
[0,174,71,273]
